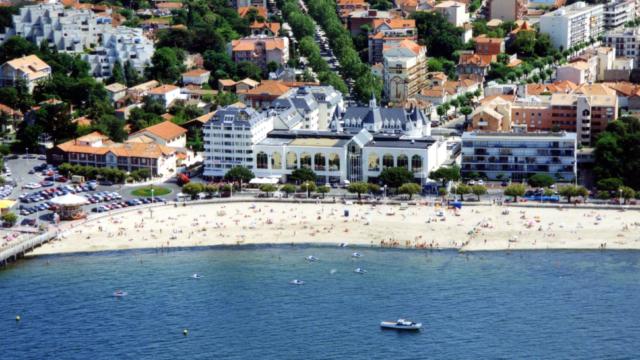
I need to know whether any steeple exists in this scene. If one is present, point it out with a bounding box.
[369,93,378,109]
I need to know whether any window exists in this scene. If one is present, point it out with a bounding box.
[256,151,268,169]
[368,153,380,171]
[328,153,340,171]
[397,154,409,169]
[300,153,312,169]
[382,154,394,168]
[286,152,297,170]
[314,153,326,171]
[411,155,422,173]
[272,152,282,169]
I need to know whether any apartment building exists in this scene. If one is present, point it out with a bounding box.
[461,131,577,182]
[83,27,154,79]
[228,36,289,70]
[0,55,51,93]
[367,19,417,64]
[434,1,469,27]
[603,0,635,29]
[489,0,527,21]
[511,85,618,146]
[604,27,640,67]
[382,39,428,103]
[51,132,178,177]
[202,105,274,178]
[539,2,604,50]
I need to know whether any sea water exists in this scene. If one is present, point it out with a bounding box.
[1,246,639,359]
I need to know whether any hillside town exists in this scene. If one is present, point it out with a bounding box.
[0,0,638,235]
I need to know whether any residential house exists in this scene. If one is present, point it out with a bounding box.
[434,1,469,27]
[367,18,417,64]
[228,36,289,70]
[250,21,281,36]
[105,83,127,104]
[181,69,211,86]
[556,61,595,85]
[457,53,494,79]
[475,36,505,56]
[128,120,188,148]
[0,103,23,134]
[146,84,183,109]
[0,55,51,93]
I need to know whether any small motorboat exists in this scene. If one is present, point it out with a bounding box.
[113,290,128,298]
[305,255,319,262]
[354,268,367,274]
[290,279,305,285]
[380,319,422,331]
[191,273,203,279]
[352,252,362,258]
[339,242,349,247]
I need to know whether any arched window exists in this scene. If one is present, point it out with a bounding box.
[411,155,422,173]
[272,152,282,169]
[397,154,409,169]
[300,152,312,169]
[286,152,297,170]
[368,153,380,171]
[382,154,394,168]
[328,153,340,171]
[256,151,268,169]
[314,153,326,171]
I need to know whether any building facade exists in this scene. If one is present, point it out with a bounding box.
[83,27,154,79]
[202,105,274,178]
[367,18,417,64]
[0,55,51,93]
[603,0,635,29]
[539,2,604,50]
[461,131,577,182]
[434,1,469,27]
[228,36,289,70]
[489,0,527,21]
[604,27,640,67]
[382,39,427,103]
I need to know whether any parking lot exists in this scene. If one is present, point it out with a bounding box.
[3,156,180,226]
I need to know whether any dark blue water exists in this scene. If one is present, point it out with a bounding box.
[1,247,639,359]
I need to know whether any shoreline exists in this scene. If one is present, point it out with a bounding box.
[26,200,640,257]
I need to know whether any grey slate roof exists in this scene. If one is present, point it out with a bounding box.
[207,106,268,127]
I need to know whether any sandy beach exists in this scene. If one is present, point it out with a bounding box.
[28,201,640,256]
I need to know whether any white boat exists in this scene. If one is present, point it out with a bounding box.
[380,319,422,331]
[305,255,319,262]
[191,273,203,279]
[290,279,305,285]
[339,242,349,247]
[352,252,362,258]
[113,290,128,297]
[354,268,367,274]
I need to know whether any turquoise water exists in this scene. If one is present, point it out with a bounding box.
[1,246,639,359]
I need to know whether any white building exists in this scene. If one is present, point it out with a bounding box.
[603,0,635,30]
[539,2,604,50]
[181,69,211,86]
[128,120,188,148]
[604,27,640,67]
[203,105,274,178]
[382,39,427,103]
[271,87,320,130]
[461,131,577,182]
[0,3,107,51]
[434,1,469,27]
[84,27,154,79]
[556,61,595,85]
[0,55,51,93]
[146,85,184,109]
[0,3,153,79]
[253,129,449,185]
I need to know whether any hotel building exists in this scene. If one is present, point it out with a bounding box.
[382,39,427,103]
[461,131,577,182]
[202,105,274,178]
[539,2,604,50]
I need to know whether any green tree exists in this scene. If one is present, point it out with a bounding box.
[379,167,414,189]
[290,168,317,183]
[300,181,316,197]
[596,178,623,191]
[182,182,204,199]
[108,60,125,85]
[619,186,636,204]
[123,60,142,87]
[280,184,296,198]
[399,183,421,200]
[558,185,588,203]
[460,106,472,126]
[429,165,461,187]
[259,184,278,197]
[367,183,381,194]
[347,182,370,200]
[504,183,526,202]
[1,211,17,227]
[224,166,255,184]
[528,173,555,188]
[412,12,464,60]
[453,183,470,201]
[594,116,640,190]
[471,184,487,201]
[317,185,330,198]
[146,47,186,83]
[353,71,383,104]
[509,31,536,58]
